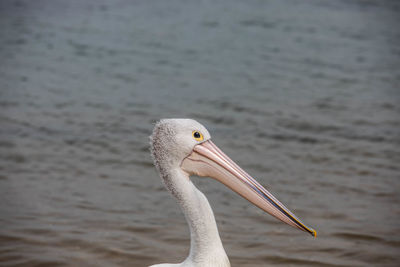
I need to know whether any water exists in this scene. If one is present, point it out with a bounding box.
[0,0,399,266]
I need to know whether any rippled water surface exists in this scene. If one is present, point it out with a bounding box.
[1,0,400,266]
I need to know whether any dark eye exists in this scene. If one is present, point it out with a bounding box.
[192,131,204,141]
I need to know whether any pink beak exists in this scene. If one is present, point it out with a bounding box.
[181,140,316,237]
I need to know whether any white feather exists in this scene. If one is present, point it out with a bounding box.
[149,119,230,267]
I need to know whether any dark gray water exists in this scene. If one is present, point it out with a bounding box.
[1,0,400,266]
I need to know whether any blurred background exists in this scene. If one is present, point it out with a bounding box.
[0,0,399,266]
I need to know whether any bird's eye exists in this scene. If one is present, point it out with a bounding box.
[192,131,204,141]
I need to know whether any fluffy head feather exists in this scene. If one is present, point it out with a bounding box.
[150,118,211,176]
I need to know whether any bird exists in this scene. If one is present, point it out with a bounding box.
[149,119,316,267]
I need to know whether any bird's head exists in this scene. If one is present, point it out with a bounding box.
[150,118,316,237]
[150,118,211,172]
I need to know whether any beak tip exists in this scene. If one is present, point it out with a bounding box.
[310,229,317,238]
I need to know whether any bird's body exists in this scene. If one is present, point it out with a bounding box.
[149,119,315,267]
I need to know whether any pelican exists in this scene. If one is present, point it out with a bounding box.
[149,119,316,267]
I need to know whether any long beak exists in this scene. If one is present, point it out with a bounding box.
[181,140,316,237]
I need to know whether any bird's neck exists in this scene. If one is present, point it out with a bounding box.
[164,168,230,266]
